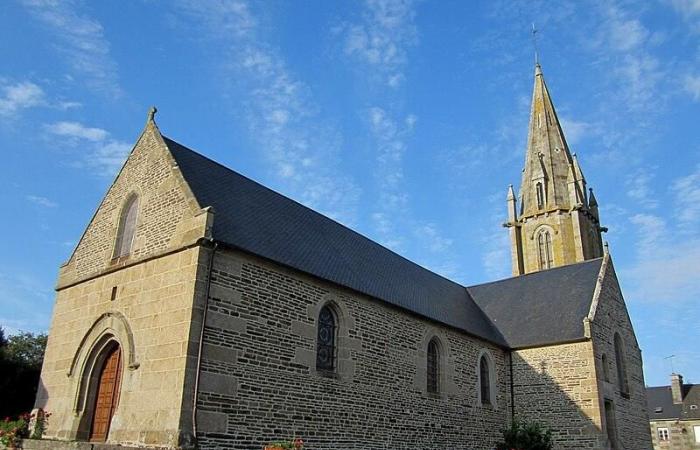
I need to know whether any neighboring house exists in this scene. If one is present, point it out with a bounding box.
[30,64,653,450]
[648,374,700,449]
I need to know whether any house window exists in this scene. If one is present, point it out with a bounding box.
[614,333,629,396]
[479,355,491,405]
[601,354,610,382]
[537,230,554,270]
[536,182,545,209]
[427,339,440,394]
[657,427,669,441]
[604,400,618,449]
[316,305,336,372]
[113,194,139,258]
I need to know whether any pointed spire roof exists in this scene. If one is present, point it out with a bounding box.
[519,64,577,217]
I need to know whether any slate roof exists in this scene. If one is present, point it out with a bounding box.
[647,384,700,421]
[466,258,603,349]
[165,136,506,346]
[164,134,603,350]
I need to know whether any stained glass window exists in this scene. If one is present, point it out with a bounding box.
[316,305,336,372]
[480,355,491,405]
[114,195,138,258]
[427,339,439,394]
[614,333,629,395]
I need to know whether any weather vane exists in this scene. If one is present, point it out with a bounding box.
[532,23,539,65]
[664,354,676,374]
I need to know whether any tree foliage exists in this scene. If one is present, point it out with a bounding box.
[495,420,553,450]
[0,327,48,417]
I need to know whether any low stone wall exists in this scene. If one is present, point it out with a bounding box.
[21,439,173,450]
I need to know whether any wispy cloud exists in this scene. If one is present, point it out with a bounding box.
[622,165,700,305]
[625,168,659,209]
[175,0,360,224]
[341,0,418,87]
[684,74,700,101]
[44,121,108,142]
[21,0,121,96]
[560,118,593,146]
[44,121,130,176]
[666,0,700,32]
[0,80,45,117]
[26,195,58,208]
[0,271,54,334]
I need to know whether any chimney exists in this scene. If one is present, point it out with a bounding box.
[671,373,684,404]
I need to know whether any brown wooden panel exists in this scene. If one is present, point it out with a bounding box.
[89,346,121,442]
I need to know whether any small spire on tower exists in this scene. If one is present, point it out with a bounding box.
[589,188,598,207]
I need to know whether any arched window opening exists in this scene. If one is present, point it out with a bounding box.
[537,230,554,270]
[601,354,610,382]
[614,333,629,396]
[113,195,139,258]
[427,339,440,394]
[316,305,336,372]
[479,355,492,405]
[536,182,545,209]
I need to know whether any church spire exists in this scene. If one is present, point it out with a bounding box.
[506,64,605,276]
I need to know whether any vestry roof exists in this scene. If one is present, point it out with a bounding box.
[647,384,700,421]
[164,134,603,350]
[467,258,603,348]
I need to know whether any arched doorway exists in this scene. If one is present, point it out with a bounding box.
[88,343,122,442]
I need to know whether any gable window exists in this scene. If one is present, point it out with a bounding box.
[536,182,545,209]
[479,355,491,405]
[113,194,139,258]
[614,333,629,396]
[316,305,336,372]
[427,339,440,394]
[657,427,669,441]
[604,399,618,449]
[537,230,554,270]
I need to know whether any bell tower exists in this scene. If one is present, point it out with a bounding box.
[505,64,606,276]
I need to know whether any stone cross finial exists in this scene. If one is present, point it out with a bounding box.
[147,106,158,123]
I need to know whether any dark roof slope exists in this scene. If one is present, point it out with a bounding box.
[467,258,603,348]
[164,136,506,346]
[647,384,700,420]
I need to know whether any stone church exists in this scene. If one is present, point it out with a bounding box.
[32,65,653,449]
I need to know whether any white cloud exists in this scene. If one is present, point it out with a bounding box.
[666,0,700,31]
[625,168,658,209]
[45,121,109,142]
[684,74,700,101]
[44,120,130,176]
[21,0,121,95]
[0,80,45,117]
[672,164,700,230]
[560,118,592,146]
[26,195,58,208]
[176,0,360,225]
[343,0,418,87]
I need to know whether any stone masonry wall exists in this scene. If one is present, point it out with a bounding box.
[650,419,700,449]
[195,249,510,450]
[36,247,203,447]
[590,256,653,449]
[58,123,205,287]
[512,341,604,449]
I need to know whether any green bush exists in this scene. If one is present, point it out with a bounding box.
[495,420,553,450]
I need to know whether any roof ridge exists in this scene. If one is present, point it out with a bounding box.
[466,257,604,289]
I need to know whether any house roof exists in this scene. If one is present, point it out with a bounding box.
[165,136,506,346]
[164,134,603,350]
[647,384,700,421]
[466,258,603,348]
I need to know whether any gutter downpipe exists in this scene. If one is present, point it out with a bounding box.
[509,351,515,423]
[192,239,218,445]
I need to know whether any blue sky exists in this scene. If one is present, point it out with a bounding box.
[1,0,699,387]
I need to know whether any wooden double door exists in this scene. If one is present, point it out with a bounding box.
[89,345,122,442]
